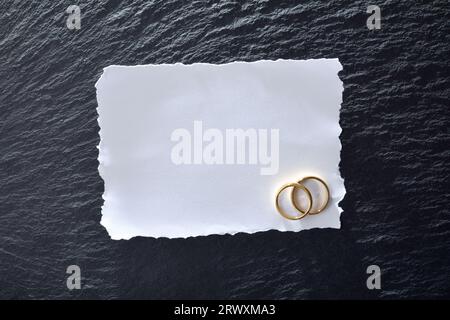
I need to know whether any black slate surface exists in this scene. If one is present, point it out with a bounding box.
[0,0,449,299]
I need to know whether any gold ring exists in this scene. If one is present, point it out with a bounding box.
[290,176,330,215]
[275,182,312,220]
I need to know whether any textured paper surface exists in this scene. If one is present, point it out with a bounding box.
[96,59,345,239]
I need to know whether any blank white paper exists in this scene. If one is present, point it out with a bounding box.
[96,59,345,239]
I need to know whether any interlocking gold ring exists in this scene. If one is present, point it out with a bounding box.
[275,182,312,220]
[290,176,330,215]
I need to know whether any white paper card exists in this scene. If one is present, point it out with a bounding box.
[96,59,345,239]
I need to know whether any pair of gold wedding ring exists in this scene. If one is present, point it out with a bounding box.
[275,176,330,220]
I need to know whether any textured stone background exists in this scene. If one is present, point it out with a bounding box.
[0,0,449,299]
